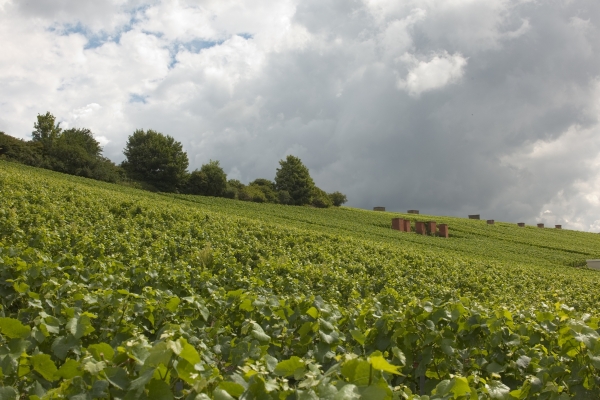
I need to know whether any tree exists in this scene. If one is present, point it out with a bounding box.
[32,112,62,148]
[274,155,315,205]
[186,160,227,197]
[277,190,292,205]
[58,128,102,158]
[243,185,268,203]
[48,128,103,176]
[249,179,278,203]
[311,187,332,208]
[121,129,189,192]
[0,132,44,166]
[328,191,348,207]
[223,179,245,199]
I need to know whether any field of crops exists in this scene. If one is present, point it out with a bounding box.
[2,160,600,399]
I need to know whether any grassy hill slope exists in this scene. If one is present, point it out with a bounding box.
[2,160,600,398]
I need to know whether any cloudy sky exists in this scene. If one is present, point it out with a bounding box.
[1,0,600,230]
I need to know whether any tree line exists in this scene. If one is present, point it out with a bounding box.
[0,112,347,207]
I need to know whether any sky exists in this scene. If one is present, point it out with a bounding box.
[1,0,600,231]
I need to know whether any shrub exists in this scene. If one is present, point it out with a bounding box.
[311,187,333,208]
[329,191,348,207]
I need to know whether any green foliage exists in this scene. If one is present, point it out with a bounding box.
[277,189,293,205]
[274,155,315,205]
[311,186,333,208]
[223,179,243,199]
[242,184,268,202]
[58,128,102,158]
[186,160,227,197]
[0,132,44,166]
[121,129,189,192]
[2,161,600,398]
[31,111,62,147]
[329,191,348,207]
[249,179,278,203]
[47,131,119,182]
[2,121,120,183]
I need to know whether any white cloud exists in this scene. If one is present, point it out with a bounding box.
[397,52,467,96]
[2,0,600,230]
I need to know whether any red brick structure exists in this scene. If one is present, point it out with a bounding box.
[518,223,525,227]
[415,221,426,235]
[392,218,404,231]
[537,223,544,228]
[403,219,411,232]
[426,221,436,235]
[487,220,494,225]
[438,224,449,238]
[555,225,562,229]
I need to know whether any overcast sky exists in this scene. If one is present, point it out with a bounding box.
[1,0,600,231]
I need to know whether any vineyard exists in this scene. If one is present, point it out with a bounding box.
[2,160,600,399]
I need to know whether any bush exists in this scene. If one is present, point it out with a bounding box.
[185,160,227,197]
[224,179,245,199]
[329,191,348,207]
[249,179,278,203]
[311,187,333,208]
[245,185,268,203]
[0,132,44,166]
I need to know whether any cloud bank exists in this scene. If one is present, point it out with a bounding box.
[2,0,600,231]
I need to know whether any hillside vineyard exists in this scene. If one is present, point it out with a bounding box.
[1,160,600,398]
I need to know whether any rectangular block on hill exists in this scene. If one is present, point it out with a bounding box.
[373,207,385,211]
[438,224,449,238]
[391,218,404,231]
[487,220,494,225]
[586,260,600,270]
[415,221,426,235]
[407,210,419,214]
[426,221,436,235]
[468,214,480,220]
[403,219,411,232]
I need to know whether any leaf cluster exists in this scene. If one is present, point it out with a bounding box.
[1,161,600,397]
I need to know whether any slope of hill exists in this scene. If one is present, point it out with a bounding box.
[1,160,600,398]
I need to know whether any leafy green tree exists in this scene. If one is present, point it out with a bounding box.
[243,185,268,202]
[186,160,227,197]
[58,128,102,157]
[311,187,333,208]
[277,190,292,205]
[223,179,244,199]
[48,128,103,175]
[274,155,315,205]
[3,119,120,183]
[227,179,245,191]
[32,112,62,149]
[121,129,189,192]
[249,179,278,203]
[0,132,44,166]
[329,191,348,207]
